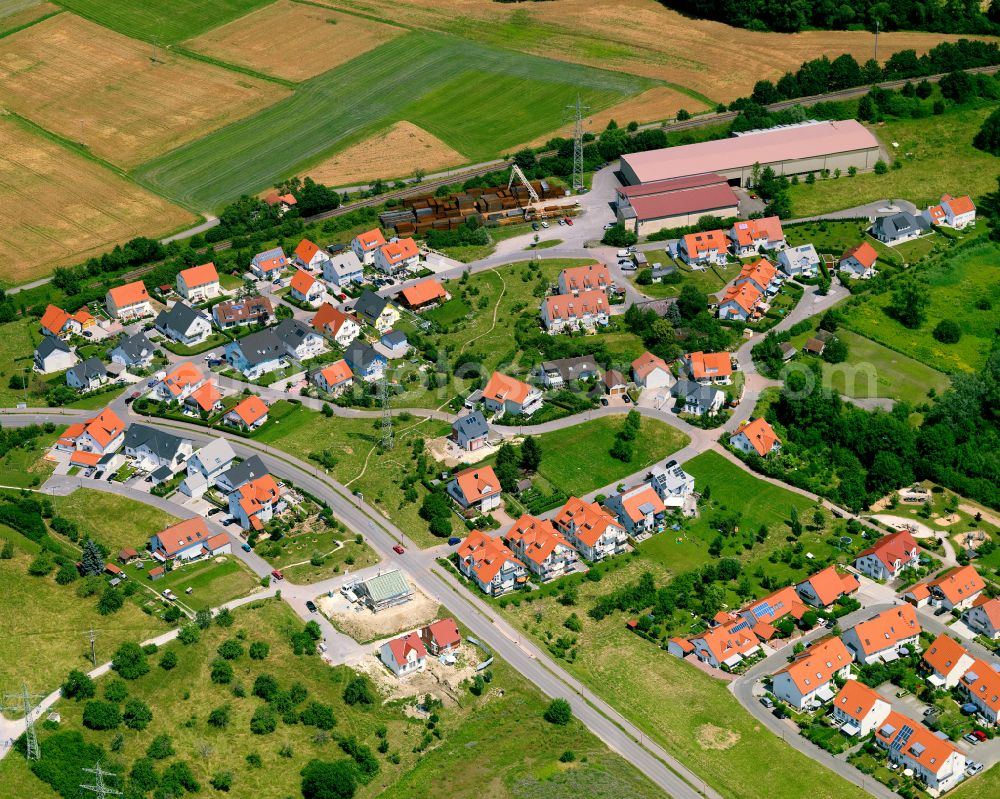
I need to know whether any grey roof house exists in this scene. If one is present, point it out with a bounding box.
[155,302,213,347]
[354,290,391,325]
[66,357,109,391]
[111,332,156,368]
[123,424,193,474]
[215,454,270,494]
[354,569,414,612]
[344,341,387,381]
[671,379,725,417]
[534,355,600,388]
[34,336,77,374]
[272,318,325,361]
[777,243,821,277]
[870,212,929,245]
[451,411,490,451]
[224,329,286,379]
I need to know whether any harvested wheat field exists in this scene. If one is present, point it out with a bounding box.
[0,13,289,168]
[325,0,994,101]
[0,0,57,34]
[186,0,404,82]
[0,116,194,284]
[306,121,466,186]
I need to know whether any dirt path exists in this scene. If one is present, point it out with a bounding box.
[959,503,1000,527]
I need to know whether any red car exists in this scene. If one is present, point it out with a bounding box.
[392,544,405,555]
[563,217,573,226]
[271,569,284,581]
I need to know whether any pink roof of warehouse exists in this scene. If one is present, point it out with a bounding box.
[620,120,879,184]
[629,183,738,221]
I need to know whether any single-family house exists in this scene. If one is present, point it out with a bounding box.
[374,237,420,274]
[155,302,213,346]
[152,362,206,403]
[448,465,502,514]
[322,251,364,288]
[962,596,1000,640]
[646,460,696,513]
[684,351,733,385]
[151,517,211,561]
[214,455,269,494]
[57,407,126,456]
[604,483,666,535]
[958,656,1000,726]
[541,289,609,333]
[228,474,281,531]
[922,634,976,689]
[839,242,879,280]
[923,194,975,229]
[353,291,400,333]
[718,281,763,322]
[183,438,236,494]
[250,247,288,280]
[553,497,628,562]
[603,369,627,396]
[294,239,329,272]
[343,341,386,382]
[735,258,781,295]
[311,303,361,347]
[875,712,966,791]
[419,618,461,656]
[40,304,90,339]
[289,269,326,307]
[224,329,286,379]
[831,680,892,737]
[175,263,220,303]
[771,636,853,710]
[902,583,933,608]
[380,632,427,677]
[841,605,921,664]
[632,351,674,389]
[558,263,611,295]
[795,565,859,608]
[273,318,325,362]
[110,332,156,369]
[736,585,810,634]
[678,229,728,266]
[399,278,449,311]
[671,379,725,417]
[457,530,528,596]
[682,620,761,669]
[66,358,109,392]
[777,243,820,277]
[34,336,76,374]
[123,424,193,475]
[224,395,269,431]
[534,355,600,388]
[729,417,781,458]
[728,216,785,256]
[451,411,489,452]
[351,229,387,265]
[380,329,409,358]
[105,281,153,321]
[184,382,223,416]
[504,514,577,581]
[853,530,920,581]
[870,212,929,246]
[212,297,274,330]
[928,565,985,611]
[264,191,297,213]
[354,569,414,612]
[481,371,543,417]
[203,533,232,557]
[313,359,354,396]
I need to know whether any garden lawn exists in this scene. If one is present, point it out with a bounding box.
[631,256,729,299]
[51,489,179,553]
[534,416,689,496]
[259,531,379,584]
[0,316,47,407]
[840,240,1000,373]
[55,0,273,42]
[0,425,59,488]
[123,556,259,612]
[0,542,165,693]
[786,106,1000,217]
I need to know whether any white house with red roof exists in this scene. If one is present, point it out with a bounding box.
[553,497,628,562]
[311,303,361,348]
[875,711,966,791]
[380,632,427,677]
[447,465,501,513]
[176,263,220,303]
[839,242,879,280]
[56,406,126,455]
[922,634,975,689]
[735,258,781,295]
[151,362,206,403]
[541,288,609,333]
[963,595,1000,640]
[678,229,728,266]
[927,565,985,611]
[224,395,269,431]
[831,680,892,737]
[841,605,921,664]
[294,239,329,271]
[683,351,733,385]
[728,216,785,257]
[184,382,223,416]
[351,229,387,265]
[457,530,527,596]
[729,418,782,458]
[106,281,153,321]
[419,618,461,656]
[313,360,354,397]
[631,351,674,389]
[795,565,859,608]
[40,304,94,339]
[289,269,326,307]
[481,371,542,417]
[374,237,420,274]
[151,517,212,561]
[603,483,666,535]
[228,474,281,531]
[682,619,762,669]
[959,656,1000,726]
[557,263,611,295]
[853,530,920,581]
[922,194,976,229]
[771,636,853,710]
[718,282,763,322]
[504,514,577,581]
[250,247,287,281]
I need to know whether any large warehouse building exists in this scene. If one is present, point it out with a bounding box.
[615,173,739,236]
[619,120,882,188]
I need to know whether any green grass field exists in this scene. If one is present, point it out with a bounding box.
[631,256,731,299]
[134,32,652,210]
[0,425,58,488]
[257,530,379,584]
[51,489,179,553]
[841,240,1000,373]
[123,557,259,612]
[55,0,272,43]
[786,106,1000,217]
[534,416,689,496]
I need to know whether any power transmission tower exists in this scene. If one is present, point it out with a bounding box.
[566,95,589,193]
[84,629,98,668]
[379,375,393,451]
[80,763,121,798]
[3,684,44,761]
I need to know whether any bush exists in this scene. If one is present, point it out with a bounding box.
[343,675,376,706]
[215,607,235,627]
[178,624,200,645]
[217,639,244,660]
[248,641,269,660]
[559,750,576,762]
[873,159,888,175]
[601,223,638,247]
[97,585,124,615]
[211,659,234,684]
[250,705,278,735]
[61,670,96,700]
[544,698,573,726]
[124,698,153,730]
[301,759,357,799]
[82,700,122,730]
[104,679,128,702]
[212,771,233,792]
[932,318,962,343]
[159,650,178,671]
[130,758,159,791]
[161,760,200,794]
[245,753,263,769]
[147,734,175,760]
[111,642,149,679]
[253,673,280,701]
[300,701,337,730]
[207,704,231,729]
[27,551,54,576]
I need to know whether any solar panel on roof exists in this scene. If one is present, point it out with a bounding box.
[891,724,914,751]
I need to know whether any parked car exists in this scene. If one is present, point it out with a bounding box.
[604,222,615,230]
[964,732,983,744]
[623,394,631,404]
[392,544,405,555]
[966,761,984,776]
[541,221,549,229]
[147,379,157,387]
[447,537,462,546]
[241,543,252,552]
[207,508,222,516]
[557,219,565,226]
[305,600,317,613]
[531,222,540,231]
[271,569,284,581]
[934,605,950,616]
[760,696,774,708]
[564,217,573,226]
[772,706,787,719]
[600,397,609,406]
